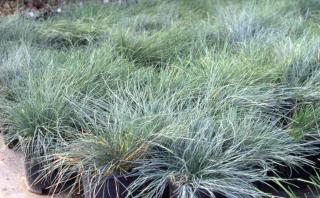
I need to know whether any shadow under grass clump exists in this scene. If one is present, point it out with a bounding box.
[286,61,320,87]
[255,146,320,197]
[38,18,107,48]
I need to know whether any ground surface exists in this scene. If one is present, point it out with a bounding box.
[0,134,65,198]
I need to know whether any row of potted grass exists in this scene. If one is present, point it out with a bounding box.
[2,55,320,197]
[18,90,319,197]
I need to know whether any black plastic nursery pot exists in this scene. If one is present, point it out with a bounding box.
[25,152,77,195]
[25,153,57,194]
[164,182,226,198]
[82,173,141,198]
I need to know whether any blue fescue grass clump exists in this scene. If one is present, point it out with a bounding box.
[1,0,320,197]
[39,18,108,48]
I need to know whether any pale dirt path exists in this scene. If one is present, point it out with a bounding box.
[0,133,66,198]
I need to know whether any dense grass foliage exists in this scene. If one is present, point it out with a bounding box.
[1,0,320,197]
